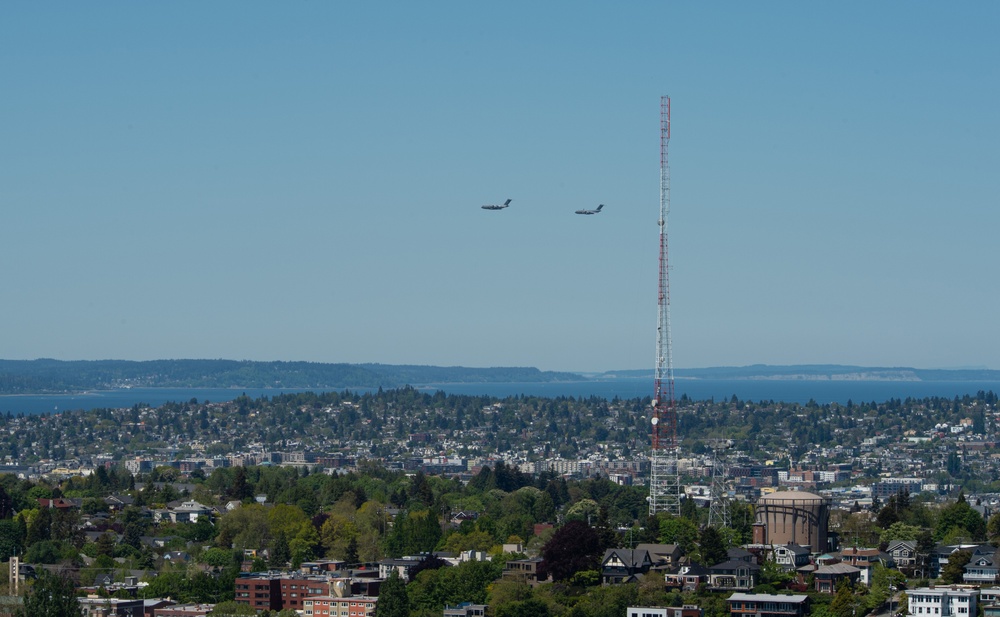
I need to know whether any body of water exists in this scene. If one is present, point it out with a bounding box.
[1,379,999,416]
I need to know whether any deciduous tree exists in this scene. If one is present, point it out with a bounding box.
[539,520,600,582]
[18,571,82,617]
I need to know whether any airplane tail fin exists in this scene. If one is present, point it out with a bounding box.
[504,199,512,206]
[596,204,604,212]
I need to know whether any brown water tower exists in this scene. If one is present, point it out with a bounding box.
[754,490,829,553]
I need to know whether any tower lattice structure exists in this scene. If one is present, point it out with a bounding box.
[649,95,682,516]
[708,443,731,528]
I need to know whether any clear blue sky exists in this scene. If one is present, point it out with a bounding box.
[3,3,998,372]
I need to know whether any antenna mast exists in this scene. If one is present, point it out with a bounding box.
[649,95,682,516]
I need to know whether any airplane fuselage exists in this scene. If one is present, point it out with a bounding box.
[575,204,604,215]
[482,198,512,210]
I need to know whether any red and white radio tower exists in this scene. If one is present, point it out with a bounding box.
[649,95,682,516]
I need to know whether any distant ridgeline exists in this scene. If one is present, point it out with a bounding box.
[600,364,1000,382]
[0,359,583,394]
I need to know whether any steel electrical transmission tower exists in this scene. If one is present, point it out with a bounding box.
[649,95,682,516]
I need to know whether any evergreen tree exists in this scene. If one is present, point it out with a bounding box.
[374,570,408,617]
[345,537,360,566]
[680,496,699,523]
[229,467,253,502]
[830,579,857,617]
[26,507,51,545]
[698,526,728,567]
[270,532,291,569]
[0,485,13,519]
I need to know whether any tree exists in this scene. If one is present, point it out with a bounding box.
[879,522,921,546]
[495,598,551,617]
[829,580,858,617]
[374,570,408,617]
[216,504,270,551]
[539,520,601,582]
[941,549,971,584]
[0,519,24,561]
[408,559,501,613]
[228,467,254,502]
[935,495,986,542]
[680,496,699,523]
[0,485,14,519]
[657,514,699,554]
[209,601,256,616]
[17,571,82,617]
[987,511,1000,545]
[698,526,728,566]
[269,532,291,569]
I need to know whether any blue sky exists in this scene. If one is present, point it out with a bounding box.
[2,3,998,372]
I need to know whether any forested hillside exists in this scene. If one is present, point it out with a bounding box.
[0,359,582,393]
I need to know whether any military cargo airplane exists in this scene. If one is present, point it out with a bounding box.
[575,204,604,215]
[482,199,512,210]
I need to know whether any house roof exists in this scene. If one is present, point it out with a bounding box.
[635,543,680,560]
[887,540,917,550]
[729,593,807,604]
[816,563,861,575]
[777,544,811,556]
[710,559,761,572]
[602,549,652,569]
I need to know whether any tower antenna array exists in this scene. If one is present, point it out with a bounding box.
[649,95,682,516]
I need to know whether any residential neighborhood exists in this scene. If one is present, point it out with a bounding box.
[0,388,998,616]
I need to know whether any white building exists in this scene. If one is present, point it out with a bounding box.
[906,587,978,617]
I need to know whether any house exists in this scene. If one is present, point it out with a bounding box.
[932,544,978,579]
[155,500,212,524]
[838,547,891,585]
[980,588,1000,605]
[665,564,710,592]
[813,563,861,593]
[636,544,682,571]
[772,544,812,571]
[887,540,919,574]
[708,559,760,591]
[628,607,702,617]
[728,593,808,617]
[444,602,488,617]
[503,558,545,585]
[601,548,654,585]
[905,586,977,617]
[964,544,1000,585]
[450,511,480,526]
[104,494,135,511]
[36,497,80,510]
[728,548,756,564]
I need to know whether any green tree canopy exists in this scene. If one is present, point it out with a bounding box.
[374,570,408,617]
[18,571,82,617]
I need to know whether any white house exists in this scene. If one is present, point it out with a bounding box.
[906,586,977,617]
